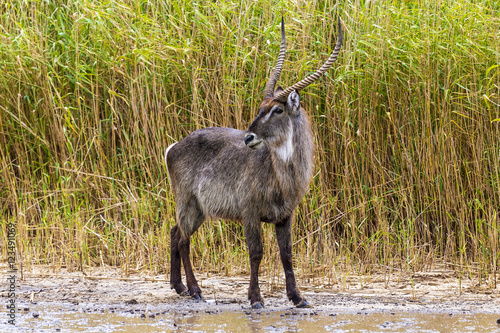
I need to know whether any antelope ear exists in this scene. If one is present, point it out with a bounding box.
[286,90,300,115]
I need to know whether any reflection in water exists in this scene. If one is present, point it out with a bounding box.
[5,303,500,333]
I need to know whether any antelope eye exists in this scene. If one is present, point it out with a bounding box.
[273,108,283,115]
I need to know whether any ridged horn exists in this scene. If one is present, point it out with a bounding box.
[263,17,286,99]
[274,18,343,103]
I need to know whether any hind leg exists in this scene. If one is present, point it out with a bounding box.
[170,225,188,296]
[178,233,203,299]
[176,198,205,299]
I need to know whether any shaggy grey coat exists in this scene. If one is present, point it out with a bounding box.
[166,91,314,308]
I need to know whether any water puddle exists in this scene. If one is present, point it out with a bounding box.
[4,303,500,332]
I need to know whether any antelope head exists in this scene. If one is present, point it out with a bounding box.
[245,18,343,151]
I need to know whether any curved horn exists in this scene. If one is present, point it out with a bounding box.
[263,17,286,99]
[274,18,343,102]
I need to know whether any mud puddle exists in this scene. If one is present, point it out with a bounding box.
[5,302,500,332]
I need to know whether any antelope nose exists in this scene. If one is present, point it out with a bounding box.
[244,134,255,146]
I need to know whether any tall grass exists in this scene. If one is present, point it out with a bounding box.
[1,0,499,285]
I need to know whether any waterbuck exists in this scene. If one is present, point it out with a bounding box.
[166,18,343,309]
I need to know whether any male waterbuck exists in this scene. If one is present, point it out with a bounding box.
[166,18,343,309]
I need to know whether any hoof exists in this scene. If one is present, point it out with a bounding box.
[251,301,264,309]
[192,292,204,301]
[171,284,190,297]
[296,299,311,308]
[179,290,190,297]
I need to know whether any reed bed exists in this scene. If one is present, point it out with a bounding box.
[1,0,499,286]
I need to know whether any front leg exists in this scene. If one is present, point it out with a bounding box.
[275,216,309,307]
[243,220,264,309]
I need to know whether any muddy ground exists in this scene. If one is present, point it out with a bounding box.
[6,266,500,315]
[2,266,500,332]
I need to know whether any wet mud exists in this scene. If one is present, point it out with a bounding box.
[2,267,500,332]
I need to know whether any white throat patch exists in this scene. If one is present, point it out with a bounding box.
[274,122,294,162]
